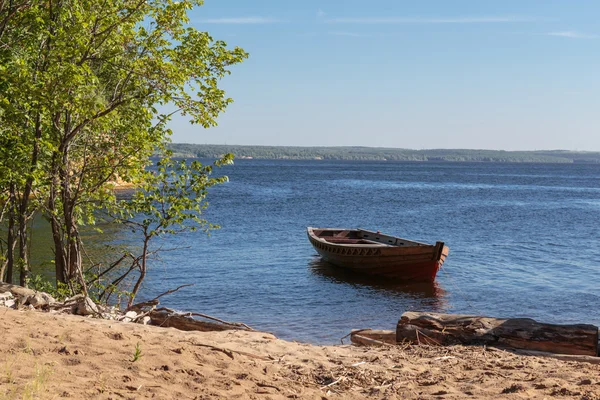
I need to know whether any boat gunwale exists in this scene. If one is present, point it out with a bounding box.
[306,227,433,249]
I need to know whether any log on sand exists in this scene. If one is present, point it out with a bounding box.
[0,282,56,307]
[396,312,598,356]
[350,329,397,346]
[148,310,253,332]
[0,282,37,298]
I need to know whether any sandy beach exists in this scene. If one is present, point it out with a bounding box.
[1,307,599,399]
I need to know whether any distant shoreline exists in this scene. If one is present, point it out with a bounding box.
[167,143,600,164]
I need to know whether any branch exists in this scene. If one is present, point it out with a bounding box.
[85,253,130,286]
[77,0,148,65]
[125,283,194,312]
[151,283,194,302]
[65,95,139,144]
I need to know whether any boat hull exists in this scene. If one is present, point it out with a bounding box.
[307,228,449,282]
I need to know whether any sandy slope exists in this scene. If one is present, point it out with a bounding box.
[1,307,599,399]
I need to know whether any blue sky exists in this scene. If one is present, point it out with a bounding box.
[169,0,600,151]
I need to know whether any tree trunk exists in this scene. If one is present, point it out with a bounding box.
[18,114,42,287]
[0,257,5,283]
[67,232,87,295]
[50,217,66,284]
[17,213,30,286]
[4,183,16,284]
[396,312,599,356]
[58,139,85,289]
[5,211,15,284]
[49,176,66,284]
[128,237,148,307]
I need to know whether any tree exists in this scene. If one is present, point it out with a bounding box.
[0,0,247,290]
[93,156,232,307]
[0,0,51,284]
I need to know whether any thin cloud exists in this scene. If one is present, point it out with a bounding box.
[324,16,538,24]
[547,31,598,39]
[198,17,286,24]
[317,9,326,18]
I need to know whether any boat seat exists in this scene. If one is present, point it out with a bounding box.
[324,238,390,246]
[360,239,391,246]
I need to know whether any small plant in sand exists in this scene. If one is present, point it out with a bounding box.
[0,357,17,400]
[3,366,13,386]
[131,343,142,363]
[96,373,109,394]
[22,364,53,400]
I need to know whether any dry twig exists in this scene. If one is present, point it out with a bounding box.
[321,376,345,389]
[188,341,273,361]
[256,382,281,391]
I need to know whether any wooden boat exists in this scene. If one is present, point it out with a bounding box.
[307,227,449,282]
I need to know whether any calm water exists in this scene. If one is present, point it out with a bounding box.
[38,160,600,343]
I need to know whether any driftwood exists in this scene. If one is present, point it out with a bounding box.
[148,309,255,332]
[126,285,257,333]
[126,284,193,313]
[0,282,56,307]
[349,329,396,346]
[0,282,37,298]
[396,312,598,356]
[1,282,259,334]
[509,349,600,365]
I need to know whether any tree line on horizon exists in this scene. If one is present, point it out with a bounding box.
[168,144,600,164]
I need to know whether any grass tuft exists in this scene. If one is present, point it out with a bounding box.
[131,342,142,362]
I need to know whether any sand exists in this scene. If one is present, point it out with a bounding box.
[0,307,599,399]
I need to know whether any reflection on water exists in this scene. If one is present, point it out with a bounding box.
[308,257,447,308]
[29,213,142,280]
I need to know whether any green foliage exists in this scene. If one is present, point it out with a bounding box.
[0,0,247,291]
[167,144,600,164]
[25,274,55,295]
[106,154,232,306]
[116,155,233,236]
[26,274,74,301]
[131,343,142,362]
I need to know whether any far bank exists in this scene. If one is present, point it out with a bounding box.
[167,143,600,163]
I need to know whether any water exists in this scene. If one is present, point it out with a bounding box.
[42,160,600,343]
